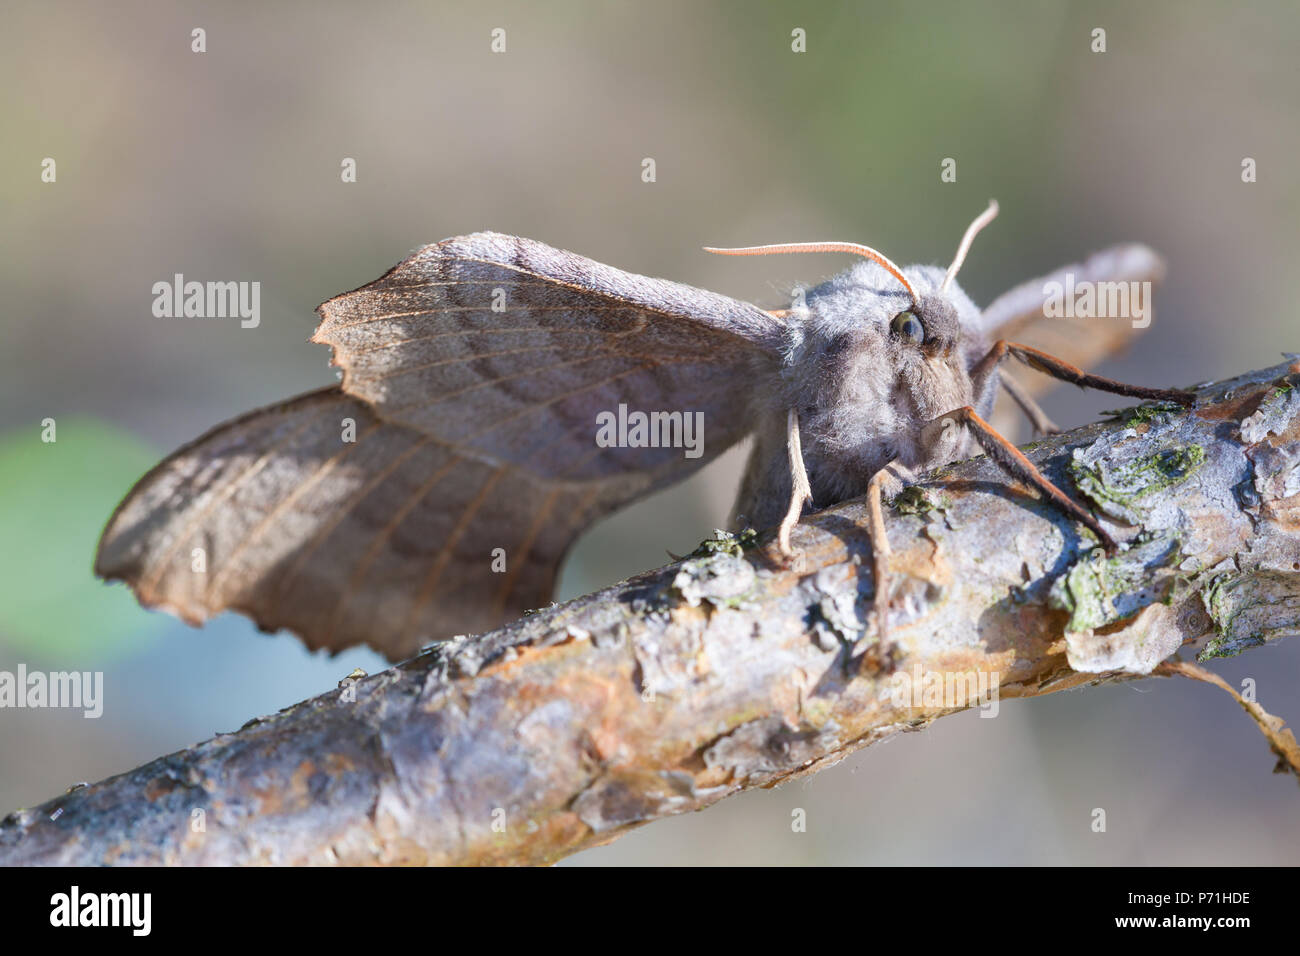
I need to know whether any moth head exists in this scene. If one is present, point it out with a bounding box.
[704,201,997,416]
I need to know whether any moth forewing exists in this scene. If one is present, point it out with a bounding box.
[98,235,788,659]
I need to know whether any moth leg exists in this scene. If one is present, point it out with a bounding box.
[924,405,1118,552]
[776,407,813,562]
[866,461,903,640]
[1000,371,1060,435]
[971,340,1195,407]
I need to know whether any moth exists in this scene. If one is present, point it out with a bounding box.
[96,202,1193,659]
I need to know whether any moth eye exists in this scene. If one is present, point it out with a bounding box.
[890,310,925,345]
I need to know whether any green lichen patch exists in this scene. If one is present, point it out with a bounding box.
[1100,401,1186,429]
[1049,533,1181,632]
[1201,572,1241,640]
[891,485,949,516]
[687,527,759,559]
[1197,632,1266,661]
[1070,443,1205,524]
[1195,570,1297,661]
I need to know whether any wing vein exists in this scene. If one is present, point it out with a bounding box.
[324,453,466,646]
[361,343,624,384]
[348,322,651,356]
[324,302,656,332]
[402,468,508,635]
[491,486,564,617]
[206,422,382,599]
[138,412,326,597]
[272,434,434,602]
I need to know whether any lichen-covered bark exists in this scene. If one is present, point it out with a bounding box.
[3,361,1299,866]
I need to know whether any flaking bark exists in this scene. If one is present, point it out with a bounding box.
[4,360,1300,866]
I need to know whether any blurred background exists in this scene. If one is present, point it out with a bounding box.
[2,0,1297,864]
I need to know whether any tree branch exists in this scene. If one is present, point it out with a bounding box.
[4,360,1300,866]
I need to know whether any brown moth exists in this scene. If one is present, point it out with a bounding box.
[96,202,1192,659]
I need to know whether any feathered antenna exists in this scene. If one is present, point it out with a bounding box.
[704,240,918,306]
[940,200,999,293]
